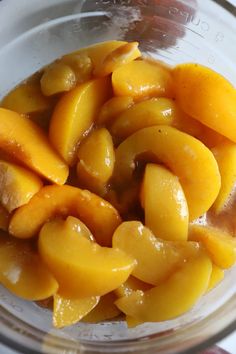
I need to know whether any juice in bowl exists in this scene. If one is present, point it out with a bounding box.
[0,1,236,353]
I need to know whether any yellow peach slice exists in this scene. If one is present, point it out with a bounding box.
[113,221,200,285]
[211,142,236,213]
[94,42,141,77]
[77,128,115,194]
[0,233,58,300]
[40,63,77,96]
[38,219,135,297]
[189,225,236,269]
[53,293,99,328]
[9,185,121,246]
[97,96,134,125]
[49,77,111,165]
[83,293,120,323]
[1,82,52,114]
[173,63,236,142]
[0,160,43,212]
[115,276,152,298]
[115,126,221,220]
[207,264,224,292]
[0,205,10,231]
[112,60,174,99]
[142,164,188,241]
[0,108,68,185]
[61,53,93,84]
[115,251,212,322]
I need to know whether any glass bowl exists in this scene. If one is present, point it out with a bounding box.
[0,1,236,353]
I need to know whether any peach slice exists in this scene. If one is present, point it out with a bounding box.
[49,77,112,165]
[53,293,99,328]
[115,126,221,220]
[0,108,68,185]
[189,225,236,269]
[0,205,10,231]
[0,160,43,212]
[61,53,93,84]
[173,63,236,142]
[207,264,224,292]
[0,232,58,300]
[94,42,141,77]
[211,142,236,213]
[112,221,200,285]
[112,59,174,99]
[38,219,135,297]
[77,128,115,194]
[97,96,134,125]
[9,185,121,246]
[1,82,52,114]
[142,164,188,241]
[115,251,212,322]
[83,293,120,323]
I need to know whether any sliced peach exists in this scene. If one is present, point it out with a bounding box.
[53,293,99,328]
[115,276,152,298]
[112,59,174,99]
[61,53,93,84]
[0,160,42,212]
[83,293,120,323]
[1,82,52,114]
[189,225,236,269]
[142,164,188,241]
[173,63,236,142]
[0,233,58,300]
[211,142,236,213]
[38,219,135,297]
[40,63,77,96]
[115,251,212,322]
[77,128,115,194]
[49,77,112,165]
[94,42,141,77]
[207,264,224,292]
[0,205,10,231]
[9,185,121,246]
[113,221,200,285]
[0,108,68,184]
[97,96,134,125]
[115,126,221,220]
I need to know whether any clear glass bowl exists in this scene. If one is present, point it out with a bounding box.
[0,1,236,353]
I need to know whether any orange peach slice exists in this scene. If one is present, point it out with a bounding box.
[115,126,221,220]
[83,293,120,323]
[142,164,188,241]
[38,219,135,297]
[112,59,174,99]
[0,233,58,300]
[189,225,236,269]
[53,293,99,328]
[97,96,134,125]
[0,160,42,212]
[173,63,236,142]
[115,251,212,322]
[211,142,236,213]
[9,185,121,246]
[49,77,111,165]
[113,221,200,285]
[0,108,68,184]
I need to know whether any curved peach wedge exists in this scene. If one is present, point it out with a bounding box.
[115,251,212,322]
[113,221,200,285]
[189,225,236,269]
[53,293,99,328]
[9,185,121,246]
[83,293,120,323]
[211,142,236,213]
[0,108,68,185]
[0,233,58,300]
[112,60,174,99]
[77,128,115,194]
[0,160,43,212]
[115,126,221,220]
[142,164,188,241]
[38,219,135,297]
[97,96,134,125]
[173,63,236,142]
